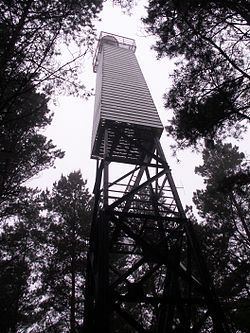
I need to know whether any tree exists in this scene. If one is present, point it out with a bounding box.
[194,142,250,245]
[0,171,93,333]
[0,0,103,99]
[143,0,250,148]
[37,171,92,332]
[193,142,250,332]
[0,258,29,333]
[0,0,103,219]
[0,189,45,332]
[0,81,63,220]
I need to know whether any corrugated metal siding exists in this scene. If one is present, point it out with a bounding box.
[99,44,163,128]
[91,39,163,159]
[91,48,103,153]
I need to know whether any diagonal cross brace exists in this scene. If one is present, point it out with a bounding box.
[108,168,167,210]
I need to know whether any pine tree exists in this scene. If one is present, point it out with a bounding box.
[0,188,45,332]
[143,0,250,148]
[0,82,63,219]
[193,142,250,332]
[37,171,92,332]
[0,0,103,98]
[0,0,103,218]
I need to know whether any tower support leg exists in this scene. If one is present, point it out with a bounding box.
[84,133,232,333]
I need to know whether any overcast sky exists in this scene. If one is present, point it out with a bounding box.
[29,1,250,210]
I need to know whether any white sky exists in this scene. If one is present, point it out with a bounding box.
[29,1,250,211]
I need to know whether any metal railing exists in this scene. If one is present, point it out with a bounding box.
[93,31,136,72]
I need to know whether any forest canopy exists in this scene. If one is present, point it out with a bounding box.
[143,0,250,148]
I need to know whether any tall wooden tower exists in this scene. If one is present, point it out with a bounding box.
[84,32,231,332]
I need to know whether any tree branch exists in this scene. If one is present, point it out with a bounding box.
[183,16,250,80]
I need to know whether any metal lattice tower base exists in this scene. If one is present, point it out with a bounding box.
[84,125,231,332]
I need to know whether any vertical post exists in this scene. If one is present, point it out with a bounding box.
[94,127,110,331]
[103,128,109,209]
[84,160,104,332]
[154,137,186,217]
[155,137,231,332]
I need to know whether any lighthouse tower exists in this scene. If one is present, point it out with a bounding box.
[91,32,162,164]
[84,32,231,333]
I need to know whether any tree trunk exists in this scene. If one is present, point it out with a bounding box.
[70,237,76,333]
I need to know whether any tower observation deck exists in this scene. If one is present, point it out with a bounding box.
[84,32,232,333]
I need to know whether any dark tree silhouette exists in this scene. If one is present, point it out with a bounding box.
[37,171,92,332]
[193,142,250,332]
[0,189,45,332]
[0,0,104,220]
[143,0,250,148]
[0,80,64,220]
[0,172,92,332]
[0,0,103,98]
